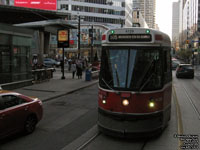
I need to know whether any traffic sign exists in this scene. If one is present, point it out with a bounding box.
[192,40,200,43]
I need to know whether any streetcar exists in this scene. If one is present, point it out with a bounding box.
[98,27,172,137]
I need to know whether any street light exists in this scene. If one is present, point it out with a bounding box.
[89,24,94,63]
[120,18,123,28]
[77,8,81,59]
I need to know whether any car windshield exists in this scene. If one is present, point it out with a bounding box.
[183,65,193,69]
[99,47,163,91]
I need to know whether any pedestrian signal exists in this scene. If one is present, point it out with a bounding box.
[186,40,189,44]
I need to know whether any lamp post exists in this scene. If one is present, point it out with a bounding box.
[61,47,65,79]
[120,18,123,28]
[77,8,81,59]
[90,24,94,63]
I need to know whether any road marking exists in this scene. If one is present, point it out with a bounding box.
[172,85,183,150]
[61,125,99,150]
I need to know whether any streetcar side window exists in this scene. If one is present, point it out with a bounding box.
[163,50,172,84]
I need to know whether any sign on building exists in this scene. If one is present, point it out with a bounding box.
[14,0,57,10]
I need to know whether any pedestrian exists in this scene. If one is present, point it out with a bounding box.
[76,62,83,79]
[71,61,77,79]
[32,55,38,70]
[68,59,72,71]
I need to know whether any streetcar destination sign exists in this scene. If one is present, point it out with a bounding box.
[109,34,152,42]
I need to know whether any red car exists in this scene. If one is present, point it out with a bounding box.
[0,90,43,139]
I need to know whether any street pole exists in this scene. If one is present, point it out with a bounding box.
[61,47,65,79]
[120,19,123,28]
[91,24,94,63]
[78,15,81,59]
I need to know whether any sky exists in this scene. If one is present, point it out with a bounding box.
[156,0,179,39]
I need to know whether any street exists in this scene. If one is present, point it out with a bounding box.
[0,71,200,150]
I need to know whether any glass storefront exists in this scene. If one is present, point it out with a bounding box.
[0,27,32,84]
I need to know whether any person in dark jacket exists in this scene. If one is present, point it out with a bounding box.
[76,62,83,79]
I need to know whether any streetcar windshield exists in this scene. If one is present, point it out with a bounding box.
[99,47,163,91]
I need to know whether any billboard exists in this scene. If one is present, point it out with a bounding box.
[14,0,57,11]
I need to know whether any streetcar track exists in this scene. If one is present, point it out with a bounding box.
[76,131,148,150]
[182,85,200,120]
[76,132,101,150]
[140,140,148,150]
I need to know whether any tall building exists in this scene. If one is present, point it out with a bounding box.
[57,0,133,27]
[177,0,200,64]
[182,0,199,45]
[132,0,156,29]
[178,0,187,46]
[172,1,180,49]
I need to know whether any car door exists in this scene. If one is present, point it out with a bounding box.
[1,95,29,135]
[0,97,8,138]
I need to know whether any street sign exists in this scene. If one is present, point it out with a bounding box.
[192,40,200,43]
[57,29,70,48]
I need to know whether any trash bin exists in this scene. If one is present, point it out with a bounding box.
[85,70,91,81]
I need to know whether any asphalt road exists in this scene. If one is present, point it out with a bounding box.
[1,73,200,150]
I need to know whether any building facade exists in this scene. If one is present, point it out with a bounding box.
[172,1,180,50]
[132,0,156,29]
[57,0,133,27]
[0,23,33,84]
[176,0,200,64]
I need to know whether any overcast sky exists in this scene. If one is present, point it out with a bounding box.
[156,0,179,39]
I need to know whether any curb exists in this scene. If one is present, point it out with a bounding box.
[42,80,99,102]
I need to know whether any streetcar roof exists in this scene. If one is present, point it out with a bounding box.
[102,27,171,47]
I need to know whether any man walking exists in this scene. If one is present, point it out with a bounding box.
[71,61,77,79]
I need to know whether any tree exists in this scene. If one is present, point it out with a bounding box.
[176,49,192,63]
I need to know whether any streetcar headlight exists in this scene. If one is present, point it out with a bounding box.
[102,99,106,104]
[122,99,129,106]
[149,101,155,108]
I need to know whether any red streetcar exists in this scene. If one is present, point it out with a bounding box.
[98,27,172,137]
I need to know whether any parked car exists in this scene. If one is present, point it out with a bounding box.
[0,90,43,139]
[176,64,194,79]
[172,59,180,70]
[43,58,60,68]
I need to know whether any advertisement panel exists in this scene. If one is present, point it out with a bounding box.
[14,0,57,11]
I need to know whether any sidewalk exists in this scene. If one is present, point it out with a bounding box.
[15,69,98,102]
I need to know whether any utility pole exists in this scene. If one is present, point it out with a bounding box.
[120,18,123,28]
[78,15,81,59]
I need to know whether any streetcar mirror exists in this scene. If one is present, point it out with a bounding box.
[102,34,106,40]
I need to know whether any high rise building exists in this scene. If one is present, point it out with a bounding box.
[181,0,199,46]
[57,0,133,27]
[178,0,187,46]
[172,1,180,49]
[132,0,156,29]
